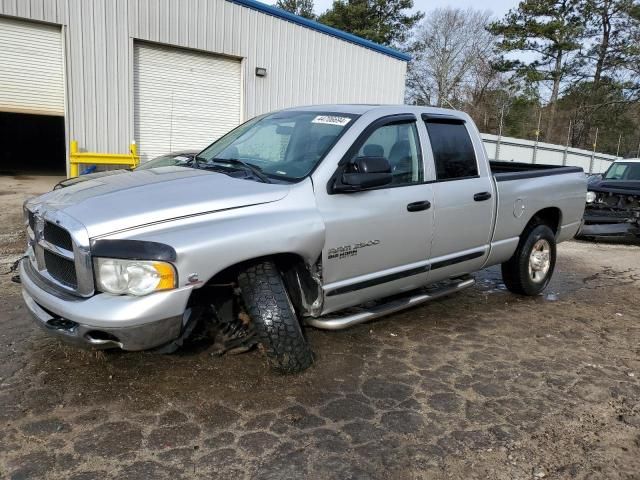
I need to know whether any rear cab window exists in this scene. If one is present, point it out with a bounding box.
[423,118,478,181]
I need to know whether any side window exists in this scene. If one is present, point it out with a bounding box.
[425,121,478,180]
[353,122,423,185]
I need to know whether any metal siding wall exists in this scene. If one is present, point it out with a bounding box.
[0,1,67,27]
[481,134,617,173]
[0,0,407,156]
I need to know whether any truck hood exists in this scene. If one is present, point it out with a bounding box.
[588,178,640,196]
[28,167,291,238]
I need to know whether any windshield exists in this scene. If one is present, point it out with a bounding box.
[197,111,358,181]
[136,153,195,170]
[603,162,640,180]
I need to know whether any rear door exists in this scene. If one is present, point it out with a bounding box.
[423,115,495,281]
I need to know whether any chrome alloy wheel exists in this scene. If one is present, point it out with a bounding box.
[528,239,551,283]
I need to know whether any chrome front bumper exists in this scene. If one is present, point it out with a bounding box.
[20,260,193,351]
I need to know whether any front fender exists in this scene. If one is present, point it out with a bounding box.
[99,179,325,288]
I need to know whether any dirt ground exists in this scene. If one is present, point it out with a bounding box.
[0,175,638,480]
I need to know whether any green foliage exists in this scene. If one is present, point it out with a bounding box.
[489,0,586,89]
[555,80,637,153]
[400,0,640,154]
[317,0,423,46]
[581,0,640,83]
[464,83,543,141]
[481,0,640,153]
[275,0,316,19]
[504,97,543,139]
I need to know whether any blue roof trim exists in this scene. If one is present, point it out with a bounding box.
[227,0,412,62]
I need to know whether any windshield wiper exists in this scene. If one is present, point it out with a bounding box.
[205,158,271,183]
[192,155,203,169]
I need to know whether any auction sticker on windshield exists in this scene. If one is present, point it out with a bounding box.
[312,115,352,126]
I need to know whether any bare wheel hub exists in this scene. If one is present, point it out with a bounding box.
[528,239,551,283]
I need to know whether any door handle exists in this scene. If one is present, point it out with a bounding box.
[407,200,431,212]
[473,192,492,202]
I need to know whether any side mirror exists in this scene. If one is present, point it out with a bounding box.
[335,156,392,192]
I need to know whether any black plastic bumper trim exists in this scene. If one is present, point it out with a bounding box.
[430,251,484,270]
[325,250,485,297]
[326,265,429,297]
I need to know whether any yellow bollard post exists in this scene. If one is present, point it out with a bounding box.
[130,142,139,167]
[69,140,79,178]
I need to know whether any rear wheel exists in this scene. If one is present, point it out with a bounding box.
[238,261,314,374]
[501,223,556,296]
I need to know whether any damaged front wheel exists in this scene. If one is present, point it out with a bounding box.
[238,260,314,374]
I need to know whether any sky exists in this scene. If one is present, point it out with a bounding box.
[313,0,518,19]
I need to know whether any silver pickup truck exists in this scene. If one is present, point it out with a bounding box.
[20,105,586,373]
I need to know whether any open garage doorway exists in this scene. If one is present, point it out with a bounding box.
[0,112,66,175]
[0,17,66,176]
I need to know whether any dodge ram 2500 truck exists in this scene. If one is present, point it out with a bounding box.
[20,105,587,373]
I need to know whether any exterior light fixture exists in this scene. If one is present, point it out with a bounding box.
[255,67,267,77]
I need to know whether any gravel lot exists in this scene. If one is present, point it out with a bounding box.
[0,175,639,480]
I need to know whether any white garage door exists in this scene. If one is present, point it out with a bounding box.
[0,17,64,116]
[134,42,242,162]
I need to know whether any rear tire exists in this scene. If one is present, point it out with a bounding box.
[238,261,314,374]
[501,223,556,296]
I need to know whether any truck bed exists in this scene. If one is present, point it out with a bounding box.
[490,161,583,181]
[484,160,587,268]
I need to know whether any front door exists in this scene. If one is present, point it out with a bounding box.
[315,116,435,314]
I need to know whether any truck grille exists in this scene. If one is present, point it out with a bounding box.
[25,209,93,296]
[28,211,36,231]
[44,221,74,251]
[44,250,78,288]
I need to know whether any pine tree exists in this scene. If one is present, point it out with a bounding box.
[489,0,586,137]
[275,0,316,20]
[318,0,423,46]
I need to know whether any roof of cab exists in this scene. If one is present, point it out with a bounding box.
[279,104,469,119]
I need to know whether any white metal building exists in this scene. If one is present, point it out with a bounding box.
[0,0,409,173]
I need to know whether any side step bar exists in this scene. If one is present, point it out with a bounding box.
[306,276,475,330]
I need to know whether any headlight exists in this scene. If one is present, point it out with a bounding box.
[94,258,177,296]
[586,191,597,203]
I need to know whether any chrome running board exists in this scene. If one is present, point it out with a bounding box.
[306,276,475,330]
